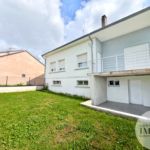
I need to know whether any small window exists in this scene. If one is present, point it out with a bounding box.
[77,80,88,85]
[53,81,61,85]
[115,81,120,86]
[108,80,120,87]
[59,60,65,71]
[77,53,87,68]
[22,74,26,78]
[109,81,114,86]
[51,62,56,72]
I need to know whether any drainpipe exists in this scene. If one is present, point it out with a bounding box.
[42,56,46,85]
[88,35,93,73]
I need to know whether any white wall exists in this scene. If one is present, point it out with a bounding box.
[47,77,91,98]
[45,39,95,98]
[107,76,150,107]
[0,86,43,93]
[91,75,107,105]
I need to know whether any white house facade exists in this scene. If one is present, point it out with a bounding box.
[42,7,150,107]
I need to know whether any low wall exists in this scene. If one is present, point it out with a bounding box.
[0,86,43,93]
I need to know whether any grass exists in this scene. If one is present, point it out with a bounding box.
[0,91,147,150]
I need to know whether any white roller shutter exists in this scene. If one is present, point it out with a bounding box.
[124,43,149,70]
[78,53,87,63]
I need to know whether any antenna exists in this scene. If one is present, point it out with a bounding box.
[83,30,84,36]
[8,47,16,51]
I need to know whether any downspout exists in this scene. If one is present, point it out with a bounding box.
[42,56,46,85]
[88,35,93,73]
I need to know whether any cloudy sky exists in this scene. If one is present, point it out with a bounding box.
[0,0,150,63]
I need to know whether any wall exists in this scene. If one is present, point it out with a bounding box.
[91,75,107,105]
[102,26,150,58]
[0,51,44,85]
[107,75,150,107]
[45,40,93,97]
[0,51,44,77]
[0,86,43,93]
[47,77,91,98]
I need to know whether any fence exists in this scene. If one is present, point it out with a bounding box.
[88,49,150,73]
[0,76,44,86]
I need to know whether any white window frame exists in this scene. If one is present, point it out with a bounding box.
[77,53,87,68]
[77,80,88,86]
[53,81,61,85]
[50,62,56,72]
[59,59,65,71]
[108,80,120,87]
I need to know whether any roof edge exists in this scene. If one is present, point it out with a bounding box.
[42,6,150,57]
[0,50,45,66]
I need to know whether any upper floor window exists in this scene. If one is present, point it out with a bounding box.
[77,53,87,68]
[59,59,65,71]
[51,62,56,72]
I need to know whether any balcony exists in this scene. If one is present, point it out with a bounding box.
[88,49,150,74]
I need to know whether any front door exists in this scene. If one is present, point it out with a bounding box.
[129,80,143,105]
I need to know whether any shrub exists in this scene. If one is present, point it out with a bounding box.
[43,83,49,90]
[16,83,24,86]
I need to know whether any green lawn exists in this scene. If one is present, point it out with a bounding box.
[0,91,146,150]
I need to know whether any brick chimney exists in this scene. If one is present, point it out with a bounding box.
[102,15,107,27]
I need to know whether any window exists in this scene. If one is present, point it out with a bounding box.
[59,60,65,71]
[109,81,114,86]
[51,62,56,72]
[53,81,61,85]
[22,74,26,78]
[77,80,88,85]
[115,81,120,86]
[77,53,87,68]
[108,80,120,87]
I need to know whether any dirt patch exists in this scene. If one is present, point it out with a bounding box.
[45,99,55,106]
[45,102,49,106]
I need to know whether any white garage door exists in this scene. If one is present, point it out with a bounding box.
[129,80,143,105]
[124,43,149,70]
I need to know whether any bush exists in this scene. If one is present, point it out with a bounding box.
[43,83,49,90]
[16,83,24,86]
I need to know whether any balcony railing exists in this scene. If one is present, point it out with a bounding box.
[88,49,150,73]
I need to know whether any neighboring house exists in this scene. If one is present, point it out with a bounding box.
[0,50,44,85]
[42,7,150,108]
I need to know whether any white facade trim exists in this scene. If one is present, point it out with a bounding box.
[49,70,66,74]
[74,67,89,70]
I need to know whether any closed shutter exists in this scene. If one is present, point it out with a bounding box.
[78,53,87,63]
[124,43,149,70]
[51,62,56,69]
[59,60,65,69]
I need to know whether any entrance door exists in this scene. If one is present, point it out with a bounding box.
[129,80,143,105]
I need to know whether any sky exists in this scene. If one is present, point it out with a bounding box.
[0,0,150,63]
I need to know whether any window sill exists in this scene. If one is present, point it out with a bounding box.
[49,70,65,74]
[75,86,90,88]
[51,85,62,87]
[74,67,89,70]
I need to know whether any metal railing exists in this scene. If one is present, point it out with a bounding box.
[88,49,150,73]
[0,76,44,86]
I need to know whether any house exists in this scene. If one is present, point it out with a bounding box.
[0,50,44,85]
[42,6,150,109]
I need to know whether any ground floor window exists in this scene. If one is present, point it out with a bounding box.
[108,80,120,86]
[77,80,88,85]
[53,81,61,85]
